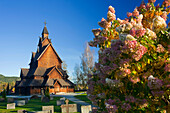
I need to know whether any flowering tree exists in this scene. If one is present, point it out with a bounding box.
[87,0,170,112]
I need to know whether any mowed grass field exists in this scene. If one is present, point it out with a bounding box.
[0,97,76,113]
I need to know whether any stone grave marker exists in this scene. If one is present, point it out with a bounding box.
[7,103,15,109]
[60,97,65,101]
[33,110,51,113]
[81,105,92,113]
[24,98,29,104]
[17,109,27,113]
[42,97,49,103]
[15,100,26,106]
[7,98,15,103]
[42,105,54,113]
[0,98,5,102]
[50,96,53,100]
[61,99,78,113]
[56,100,65,106]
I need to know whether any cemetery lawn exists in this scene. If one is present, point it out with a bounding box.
[0,97,75,113]
[74,93,92,104]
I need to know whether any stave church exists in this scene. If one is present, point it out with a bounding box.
[15,23,74,95]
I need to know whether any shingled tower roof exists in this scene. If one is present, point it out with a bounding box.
[42,25,49,35]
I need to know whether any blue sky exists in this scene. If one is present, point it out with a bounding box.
[0,0,168,79]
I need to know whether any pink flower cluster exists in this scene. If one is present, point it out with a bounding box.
[132,44,147,61]
[163,0,170,7]
[148,0,156,3]
[106,104,118,113]
[107,6,116,22]
[89,29,108,47]
[121,103,131,111]
[151,90,164,96]
[130,77,141,83]
[98,18,111,29]
[148,75,163,90]
[125,95,136,103]
[130,28,146,38]
[138,1,146,12]
[132,8,139,17]
[156,44,165,53]
[164,64,170,72]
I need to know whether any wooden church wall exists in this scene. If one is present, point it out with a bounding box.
[38,45,61,68]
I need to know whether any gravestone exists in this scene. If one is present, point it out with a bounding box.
[15,100,26,106]
[42,96,50,103]
[60,99,78,113]
[42,105,54,113]
[50,96,53,100]
[33,110,51,113]
[7,98,15,103]
[41,88,45,101]
[56,100,65,106]
[31,95,39,99]
[60,97,65,101]
[7,103,15,109]
[0,98,5,102]
[24,98,29,104]
[17,110,27,113]
[81,105,92,113]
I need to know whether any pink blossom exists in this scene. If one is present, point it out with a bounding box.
[106,105,118,113]
[92,29,101,37]
[132,8,139,17]
[127,12,132,18]
[124,69,131,75]
[161,11,167,21]
[129,28,136,37]
[107,11,116,22]
[146,3,152,10]
[98,18,111,28]
[136,28,146,38]
[164,64,170,72]
[126,40,137,50]
[125,95,136,103]
[130,77,140,83]
[163,0,170,7]
[138,1,146,12]
[148,0,156,3]
[151,90,164,97]
[121,103,131,111]
[156,4,160,10]
[148,76,163,89]
[132,44,147,61]
[108,6,115,14]
[157,44,165,53]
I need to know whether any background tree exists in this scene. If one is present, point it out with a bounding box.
[6,83,9,95]
[62,61,68,73]
[74,43,95,90]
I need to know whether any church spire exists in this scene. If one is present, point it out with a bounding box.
[42,21,49,39]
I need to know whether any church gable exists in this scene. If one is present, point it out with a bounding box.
[47,67,63,79]
[38,44,62,68]
[41,38,51,47]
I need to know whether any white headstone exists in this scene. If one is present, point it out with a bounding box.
[15,100,26,106]
[81,105,92,113]
[60,97,66,101]
[7,103,15,109]
[56,100,64,106]
[61,104,78,113]
[42,105,54,113]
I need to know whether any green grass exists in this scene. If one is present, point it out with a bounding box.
[0,97,76,113]
[74,93,92,104]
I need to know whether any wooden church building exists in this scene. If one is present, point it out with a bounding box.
[15,24,74,95]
